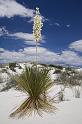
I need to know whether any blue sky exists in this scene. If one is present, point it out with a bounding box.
[0,0,82,66]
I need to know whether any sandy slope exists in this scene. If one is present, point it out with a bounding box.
[0,89,82,124]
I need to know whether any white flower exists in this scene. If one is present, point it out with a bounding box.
[33,7,43,42]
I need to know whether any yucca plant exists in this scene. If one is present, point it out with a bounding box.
[10,66,56,118]
[10,8,56,118]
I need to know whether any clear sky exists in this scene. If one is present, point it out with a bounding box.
[0,0,82,66]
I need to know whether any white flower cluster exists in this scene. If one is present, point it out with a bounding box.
[33,7,43,42]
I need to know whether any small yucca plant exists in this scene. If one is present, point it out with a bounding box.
[10,66,56,118]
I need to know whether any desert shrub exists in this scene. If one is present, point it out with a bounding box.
[2,68,7,73]
[9,62,16,68]
[18,66,22,69]
[0,75,3,83]
[0,79,16,92]
[49,64,56,67]
[75,87,80,98]
[0,64,3,68]
[57,70,82,87]
[9,62,16,71]
[58,90,64,101]
[54,69,61,74]
[56,65,63,70]
[65,67,72,71]
[10,67,56,118]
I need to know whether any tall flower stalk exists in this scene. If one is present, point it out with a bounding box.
[33,7,43,69]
